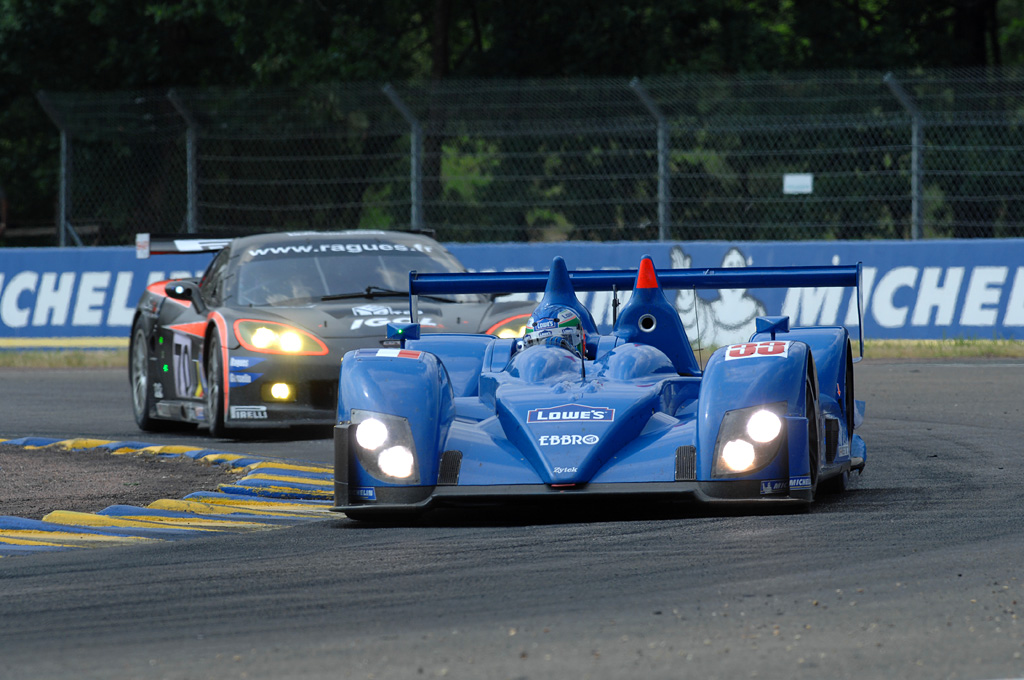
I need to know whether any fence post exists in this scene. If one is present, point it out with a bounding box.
[382,83,423,230]
[883,73,924,240]
[167,89,198,234]
[58,131,73,246]
[629,78,670,241]
[35,91,82,246]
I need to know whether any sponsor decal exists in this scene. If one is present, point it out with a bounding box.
[153,382,164,399]
[533,317,557,330]
[790,475,812,488]
[553,467,579,474]
[229,372,259,385]
[724,340,790,361]
[528,404,614,423]
[352,304,402,316]
[538,434,600,446]
[246,242,435,258]
[8,246,1024,341]
[350,316,436,330]
[229,405,268,420]
[782,263,1024,329]
[354,487,377,501]
[229,356,264,370]
[760,480,788,495]
[172,332,195,397]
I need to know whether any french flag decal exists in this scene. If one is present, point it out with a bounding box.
[375,349,422,359]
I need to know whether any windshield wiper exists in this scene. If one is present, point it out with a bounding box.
[321,286,407,301]
[321,286,460,304]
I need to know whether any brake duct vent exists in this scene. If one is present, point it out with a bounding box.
[438,450,463,485]
[675,445,696,481]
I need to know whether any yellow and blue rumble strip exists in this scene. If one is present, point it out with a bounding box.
[0,437,336,557]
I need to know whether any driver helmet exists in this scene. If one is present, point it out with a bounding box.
[522,306,586,358]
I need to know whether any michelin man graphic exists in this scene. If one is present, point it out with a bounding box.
[671,246,767,348]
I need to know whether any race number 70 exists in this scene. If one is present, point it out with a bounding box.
[724,340,790,360]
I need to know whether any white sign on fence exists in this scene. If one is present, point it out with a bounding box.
[783,173,814,195]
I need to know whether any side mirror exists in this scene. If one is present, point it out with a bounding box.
[164,280,206,313]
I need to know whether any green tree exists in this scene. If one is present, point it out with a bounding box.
[2,0,1022,235]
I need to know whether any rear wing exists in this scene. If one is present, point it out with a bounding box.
[409,263,865,359]
[135,232,232,259]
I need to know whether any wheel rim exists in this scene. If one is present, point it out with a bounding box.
[131,329,148,417]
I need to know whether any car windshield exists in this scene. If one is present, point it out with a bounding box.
[232,240,486,306]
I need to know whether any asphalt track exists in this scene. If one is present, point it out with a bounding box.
[2,360,1024,680]
[0,367,335,463]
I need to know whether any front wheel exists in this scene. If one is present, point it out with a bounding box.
[820,468,850,494]
[129,322,160,431]
[343,508,421,524]
[205,332,228,438]
[129,322,193,432]
[803,374,822,501]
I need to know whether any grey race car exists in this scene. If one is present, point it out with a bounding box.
[129,230,534,436]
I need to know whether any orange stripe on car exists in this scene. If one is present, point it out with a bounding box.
[167,321,208,338]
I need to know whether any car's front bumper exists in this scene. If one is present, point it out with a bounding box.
[220,351,339,428]
[330,478,814,516]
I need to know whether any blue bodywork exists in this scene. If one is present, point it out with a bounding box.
[332,256,867,519]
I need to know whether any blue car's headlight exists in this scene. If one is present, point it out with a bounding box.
[712,402,787,477]
[351,409,419,483]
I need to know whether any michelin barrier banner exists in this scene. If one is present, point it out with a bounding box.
[1,239,1022,347]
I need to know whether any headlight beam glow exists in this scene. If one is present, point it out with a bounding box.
[355,417,389,451]
[279,331,303,352]
[721,439,757,472]
[377,446,415,479]
[351,409,419,484]
[234,319,328,355]
[250,326,278,349]
[746,409,783,443]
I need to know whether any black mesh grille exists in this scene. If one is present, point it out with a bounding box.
[675,445,696,481]
[825,418,839,463]
[438,450,463,485]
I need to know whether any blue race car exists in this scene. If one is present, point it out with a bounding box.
[331,255,866,520]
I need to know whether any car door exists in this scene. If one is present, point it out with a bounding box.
[157,248,230,405]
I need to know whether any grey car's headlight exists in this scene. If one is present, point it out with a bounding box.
[351,409,419,483]
[713,402,787,477]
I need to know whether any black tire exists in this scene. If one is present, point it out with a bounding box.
[130,320,197,433]
[804,372,822,500]
[820,467,851,494]
[206,332,228,438]
[129,322,160,431]
[343,508,419,524]
[845,346,856,438]
[820,346,856,495]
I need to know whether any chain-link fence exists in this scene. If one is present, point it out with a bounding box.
[35,69,1024,246]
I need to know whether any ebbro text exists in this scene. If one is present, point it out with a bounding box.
[538,434,600,446]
